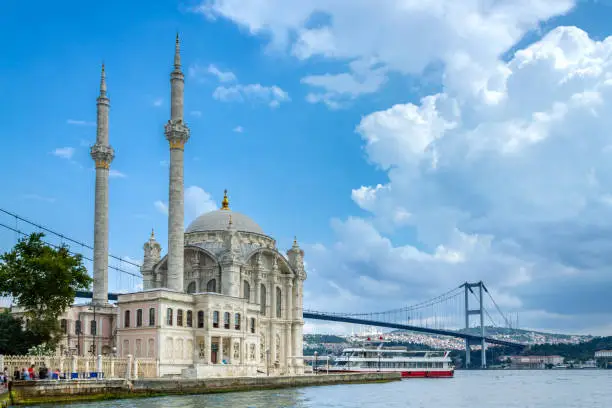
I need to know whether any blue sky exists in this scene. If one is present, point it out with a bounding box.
[2,0,612,334]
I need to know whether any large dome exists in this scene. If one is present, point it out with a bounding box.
[186,209,264,235]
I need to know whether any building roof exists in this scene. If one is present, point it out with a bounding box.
[186,209,264,235]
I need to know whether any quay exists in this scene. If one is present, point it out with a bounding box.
[6,372,400,406]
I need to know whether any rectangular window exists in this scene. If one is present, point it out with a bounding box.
[213,311,219,328]
[234,313,241,330]
[90,320,97,335]
[224,312,230,329]
[177,309,184,326]
[167,308,173,326]
[124,310,131,328]
[186,311,193,327]
[197,311,204,328]
[136,309,143,327]
[75,320,81,335]
[60,319,68,334]
[250,318,256,334]
[149,308,155,326]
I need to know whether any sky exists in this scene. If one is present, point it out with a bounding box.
[2,0,612,336]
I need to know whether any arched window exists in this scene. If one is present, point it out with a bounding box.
[234,313,241,330]
[149,308,155,326]
[243,281,250,301]
[223,312,230,329]
[207,279,216,292]
[250,317,256,334]
[166,308,173,326]
[124,310,131,328]
[60,319,68,334]
[136,309,143,327]
[177,309,184,326]
[276,287,282,318]
[187,281,196,294]
[197,311,204,328]
[260,284,267,316]
[187,311,193,327]
[212,311,219,328]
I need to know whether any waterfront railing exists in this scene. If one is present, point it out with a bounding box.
[0,354,158,379]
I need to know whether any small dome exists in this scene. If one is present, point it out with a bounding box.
[186,210,264,235]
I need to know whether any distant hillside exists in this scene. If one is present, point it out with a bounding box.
[457,326,587,339]
[304,334,346,344]
[523,336,612,361]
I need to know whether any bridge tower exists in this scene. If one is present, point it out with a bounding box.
[463,281,486,369]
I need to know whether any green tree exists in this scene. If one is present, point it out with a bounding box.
[0,311,47,354]
[0,233,92,348]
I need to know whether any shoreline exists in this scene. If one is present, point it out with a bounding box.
[7,372,400,406]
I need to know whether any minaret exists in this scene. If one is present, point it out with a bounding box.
[142,229,161,290]
[90,64,115,305]
[164,34,190,292]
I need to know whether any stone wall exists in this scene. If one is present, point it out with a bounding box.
[9,372,400,405]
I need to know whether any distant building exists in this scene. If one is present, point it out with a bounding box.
[504,355,564,369]
[595,350,612,368]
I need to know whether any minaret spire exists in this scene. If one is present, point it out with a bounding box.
[165,34,190,292]
[174,33,181,69]
[90,63,115,305]
[100,63,107,97]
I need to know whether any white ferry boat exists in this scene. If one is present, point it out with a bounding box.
[326,338,454,378]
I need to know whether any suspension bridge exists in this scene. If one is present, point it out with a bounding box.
[0,208,527,368]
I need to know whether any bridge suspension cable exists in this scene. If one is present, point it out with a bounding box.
[482,283,513,329]
[0,208,142,269]
[0,221,142,279]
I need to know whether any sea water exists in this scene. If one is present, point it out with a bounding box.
[29,370,612,408]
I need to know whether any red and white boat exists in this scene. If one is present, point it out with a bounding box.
[325,339,454,378]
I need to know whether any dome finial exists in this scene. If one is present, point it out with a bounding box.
[293,236,298,246]
[221,189,230,210]
[150,228,155,239]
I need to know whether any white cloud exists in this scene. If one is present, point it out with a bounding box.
[51,147,75,159]
[302,59,388,108]
[185,186,217,223]
[213,83,290,108]
[207,64,237,83]
[233,126,244,133]
[197,1,612,333]
[152,98,163,107]
[197,0,574,103]
[154,200,168,215]
[109,169,126,178]
[22,194,56,203]
[189,63,237,84]
[156,187,216,222]
[67,119,95,126]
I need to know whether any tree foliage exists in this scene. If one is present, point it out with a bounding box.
[0,233,92,347]
[0,311,47,355]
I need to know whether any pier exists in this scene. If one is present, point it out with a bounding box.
[7,372,400,406]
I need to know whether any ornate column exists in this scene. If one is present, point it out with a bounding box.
[165,34,190,292]
[285,276,293,369]
[90,64,114,305]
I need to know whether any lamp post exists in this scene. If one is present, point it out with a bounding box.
[314,351,318,375]
[89,303,98,357]
[266,349,270,377]
[378,352,381,372]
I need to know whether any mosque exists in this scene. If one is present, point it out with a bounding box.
[24,35,307,378]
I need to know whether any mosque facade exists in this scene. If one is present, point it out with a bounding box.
[16,35,307,378]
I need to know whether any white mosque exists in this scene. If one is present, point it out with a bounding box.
[26,35,307,378]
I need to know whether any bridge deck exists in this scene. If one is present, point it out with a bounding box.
[73,291,524,348]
